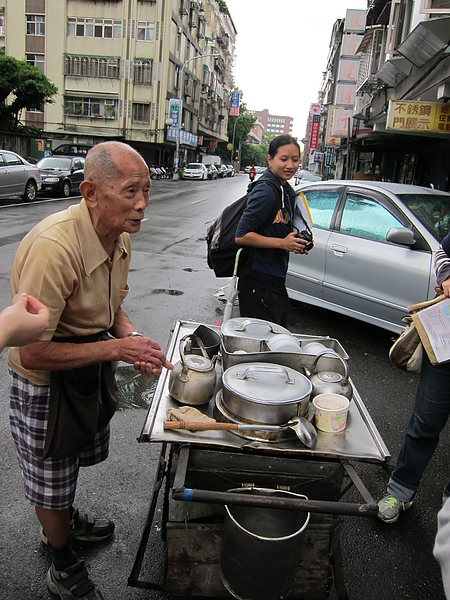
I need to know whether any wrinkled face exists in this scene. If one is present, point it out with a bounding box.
[92,152,150,239]
[267,143,300,184]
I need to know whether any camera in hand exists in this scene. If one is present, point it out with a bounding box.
[294,226,314,251]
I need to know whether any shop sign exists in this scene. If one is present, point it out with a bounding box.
[325,106,341,147]
[312,151,324,163]
[387,100,450,133]
[309,103,321,116]
[325,146,336,167]
[309,114,321,150]
[168,98,180,128]
[332,108,353,138]
[166,127,198,147]
[335,83,356,107]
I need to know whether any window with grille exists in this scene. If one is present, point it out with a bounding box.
[67,17,121,39]
[64,56,120,79]
[27,15,45,36]
[132,103,151,123]
[420,0,450,12]
[64,96,118,119]
[26,54,45,73]
[133,59,153,84]
[137,21,155,41]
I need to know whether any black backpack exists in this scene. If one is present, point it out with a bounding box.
[206,179,282,278]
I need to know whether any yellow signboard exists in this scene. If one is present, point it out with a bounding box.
[387,100,450,134]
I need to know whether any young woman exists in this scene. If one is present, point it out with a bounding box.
[235,134,310,327]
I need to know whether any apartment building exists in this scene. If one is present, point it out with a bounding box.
[3,0,236,166]
[313,0,450,190]
[251,108,294,137]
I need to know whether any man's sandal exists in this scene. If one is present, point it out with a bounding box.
[41,508,115,545]
[46,559,104,599]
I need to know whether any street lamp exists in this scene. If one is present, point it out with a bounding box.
[230,115,244,163]
[173,52,219,179]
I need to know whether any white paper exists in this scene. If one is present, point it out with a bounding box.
[416,298,450,363]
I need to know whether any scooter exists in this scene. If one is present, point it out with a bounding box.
[249,168,256,182]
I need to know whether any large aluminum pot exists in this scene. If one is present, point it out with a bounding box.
[221,317,292,354]
[222,362,312,425]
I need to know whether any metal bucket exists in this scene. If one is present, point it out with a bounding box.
[220,488,310,600]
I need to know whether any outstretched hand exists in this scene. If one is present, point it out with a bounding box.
[0,293,49,350]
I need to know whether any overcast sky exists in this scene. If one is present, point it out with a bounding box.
[224,0,367,140]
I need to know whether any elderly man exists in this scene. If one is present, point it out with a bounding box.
[8,141,172,600]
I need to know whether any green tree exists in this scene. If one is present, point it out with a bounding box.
[0,55,57,131]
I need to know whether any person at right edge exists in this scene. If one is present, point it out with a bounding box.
[377,232,450,524]
[235,134,310,327]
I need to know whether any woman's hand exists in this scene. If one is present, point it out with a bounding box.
[283,231,310,255]
[0,294,49,350]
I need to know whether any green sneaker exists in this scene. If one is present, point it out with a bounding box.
[377,493,413,523]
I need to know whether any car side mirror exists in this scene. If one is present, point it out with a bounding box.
[386,227,416,247]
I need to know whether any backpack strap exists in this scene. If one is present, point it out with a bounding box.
[247,178,288,232]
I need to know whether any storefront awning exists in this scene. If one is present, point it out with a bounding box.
[397,17,450,68]
[375,57,412,87]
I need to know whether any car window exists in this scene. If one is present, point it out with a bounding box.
[398,193,450,242]
[340,193,403,242]
[302,190,341,229]
[72,160,84,170]
[38,157,72,170]
[3,152,23,166]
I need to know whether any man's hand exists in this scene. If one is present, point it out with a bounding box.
[120,335,173,376]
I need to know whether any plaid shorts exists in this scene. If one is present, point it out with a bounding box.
[9,367,110,510]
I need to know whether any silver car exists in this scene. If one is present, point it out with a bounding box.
[0,150,42,201]
[286,180,450,334]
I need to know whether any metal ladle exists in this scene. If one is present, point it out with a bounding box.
[164,416,318,449]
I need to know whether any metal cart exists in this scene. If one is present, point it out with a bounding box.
[129,320,390,599]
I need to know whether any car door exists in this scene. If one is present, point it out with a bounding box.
[0,151,26,196]
[71,158,85,191]
[286,186,343,302]
[323,187,433,328]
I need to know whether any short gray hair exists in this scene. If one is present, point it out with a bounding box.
[84,141,144,181]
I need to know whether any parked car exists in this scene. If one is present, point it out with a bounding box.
[37,155,85,197]
[288,170,323,186]
[52,143,92,156]
[225,165,235,177]
[217,165,228,178]
[205,164,219,180]
[0,150,41,201]
[182,163,208,180]
[286,180,450,334]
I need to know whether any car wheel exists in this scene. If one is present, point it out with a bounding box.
[62,181,71,198]
[23,180,37,202]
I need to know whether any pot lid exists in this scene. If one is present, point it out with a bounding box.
[223,362,312,405]
[316,371,342,383]
[183,354,213,372]
[221,317,291,341]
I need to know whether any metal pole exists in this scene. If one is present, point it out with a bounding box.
[173,52,219,180]
[346,115,351,179]
[230,115,243,163]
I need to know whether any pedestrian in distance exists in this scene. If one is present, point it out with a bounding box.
[8,141,173,600]
[0,293,48,351]
[235,134,311,327]
[377,231,450,523]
